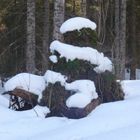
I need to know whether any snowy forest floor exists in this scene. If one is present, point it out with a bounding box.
[0,80,140,140]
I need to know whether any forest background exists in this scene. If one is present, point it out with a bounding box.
[0,0,140,80]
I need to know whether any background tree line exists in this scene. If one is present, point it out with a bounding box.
[0,0,140,80]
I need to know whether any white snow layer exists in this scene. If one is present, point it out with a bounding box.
[65,80,98,108]
[44,70,67,86]
[60,17,97,34]
[50,40,112,73]
[66,93,92,108]
[4,73,46,98]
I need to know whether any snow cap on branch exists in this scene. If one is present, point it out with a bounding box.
[60,17,97,34]
[50,40,112,73]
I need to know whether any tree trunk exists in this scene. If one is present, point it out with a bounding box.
[26,0,36,73]
[53,0,65,41]
[119,0,126,79]
[42,0,50,73]
[81,0,87,17]
[96,0,109,51]
[114,0,126,80]
[129,0,137,79]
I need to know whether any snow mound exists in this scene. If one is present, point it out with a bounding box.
[44,70,67,86]
[121,80,140,99]
[1,80,140,140]
[65,80,98,108]
[33,105,50,118]
[66,93,92,108]
[0,95,9,108]
[4,73,46,98]
[50,40,112,73]
[60,17,97,34]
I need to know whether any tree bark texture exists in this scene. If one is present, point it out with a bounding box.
[53,0,65,41]
[114,0,126,80]
[26,0,36,73]
[91,0,109,51]
[42,0,50,72]
[81,0,87,17]
[129,0,137,79]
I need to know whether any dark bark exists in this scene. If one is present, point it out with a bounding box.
[42,0,50,72]
[129,0,137,79]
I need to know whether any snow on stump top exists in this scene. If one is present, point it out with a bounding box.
[4,73,46,99]
[43,70,67,86]
[50,40,112,73]
[60,17,97,34]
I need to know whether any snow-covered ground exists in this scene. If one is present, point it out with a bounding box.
[0,80,140,140]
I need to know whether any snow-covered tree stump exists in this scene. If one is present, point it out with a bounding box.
[3,17,124,119]
[45,17,124,118]
[41,82,101,119]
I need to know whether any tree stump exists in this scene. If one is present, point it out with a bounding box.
[3,88,38,111]
[41,82,101,119]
